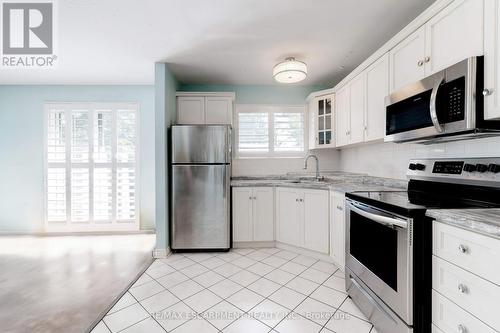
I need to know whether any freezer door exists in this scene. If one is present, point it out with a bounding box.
[172,125,231,164]
[171,164,230,249]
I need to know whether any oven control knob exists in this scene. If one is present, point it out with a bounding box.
[463,164,476,172]
[415,163,426,171]
[476,164,488,173]
[488,164,500,173]
[409,163,417,170]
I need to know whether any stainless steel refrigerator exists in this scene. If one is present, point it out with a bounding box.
[170,125,231,251]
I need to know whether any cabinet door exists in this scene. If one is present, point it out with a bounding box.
[335,85,351,147]
[276,187,301,246]
[317,96,334,148]
[389,26,426,92]
[177,97,205,124]
[308,97,318,149]
[425,0,483,75]
[205,97,233,124]
[349,73,366,144]
[303,189,329,254]
[484,0,500,120]
[330,192,346,269]
[365,53,389,142]
[232,187,253,242]
[253,187,274,242]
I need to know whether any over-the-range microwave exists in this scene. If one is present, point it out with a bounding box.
[384,56,500,144]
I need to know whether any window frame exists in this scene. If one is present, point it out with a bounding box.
[235,104,308,158]
[43,102,140,232]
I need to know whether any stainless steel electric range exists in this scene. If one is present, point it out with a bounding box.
[345,158,500,333]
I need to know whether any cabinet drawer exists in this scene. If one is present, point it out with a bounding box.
[433,222,500,285]
[433,256,500,330]
[432,291,496,333]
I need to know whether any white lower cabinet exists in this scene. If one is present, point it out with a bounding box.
[276,187,329,254]
[432,221,500,332]
[330,192,345,269]
[232,187,274,242]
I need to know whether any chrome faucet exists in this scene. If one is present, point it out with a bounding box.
[304,154,323,181]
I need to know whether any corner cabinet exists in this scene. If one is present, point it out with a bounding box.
[232,187,274,242]
[330,192,346,270]
[276,187,329,254]
[307,90,335,149]
[335,54,388,148]
[176,92,235,125]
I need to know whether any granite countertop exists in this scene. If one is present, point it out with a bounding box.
[426,209,500,240]
[231,172,407,193]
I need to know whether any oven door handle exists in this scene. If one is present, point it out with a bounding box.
[347,201,408,229]
[430,76,445,133]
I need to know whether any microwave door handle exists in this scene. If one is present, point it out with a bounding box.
[347,201,408,229]
[430,76,445,133]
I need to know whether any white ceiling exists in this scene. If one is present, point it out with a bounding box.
[0,0,436,86]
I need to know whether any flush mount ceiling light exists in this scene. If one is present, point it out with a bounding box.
[273,57,307,84]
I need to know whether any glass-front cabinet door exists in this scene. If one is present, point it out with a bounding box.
[315,95,334,148]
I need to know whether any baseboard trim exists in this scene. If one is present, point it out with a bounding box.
[152,248,171,258]
[233,241,276,248]
[0,230,156,237]
[275,242,335,263]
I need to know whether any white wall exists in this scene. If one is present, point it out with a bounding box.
[0,85,155,233]
[338,137,500,180]
[233,149,340,176]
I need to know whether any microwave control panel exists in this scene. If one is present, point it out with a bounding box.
[438,77,465,123]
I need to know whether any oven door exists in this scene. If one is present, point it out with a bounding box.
[346,198,413,324]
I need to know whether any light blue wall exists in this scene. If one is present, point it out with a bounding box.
[179,84,329,104]
[0,85,155,233]
[155,63,179,251]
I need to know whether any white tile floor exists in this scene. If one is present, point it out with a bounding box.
[92,248,376,333]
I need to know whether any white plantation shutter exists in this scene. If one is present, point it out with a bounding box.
[236,105,306,157]
[45,103,139,232]
[273,110,304,152]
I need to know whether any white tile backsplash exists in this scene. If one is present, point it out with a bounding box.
[232,149,340,176]
[338,137,500,179]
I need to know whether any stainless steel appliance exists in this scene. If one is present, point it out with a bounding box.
[345,158,500,333]
[385,56,500,144]
[170,125,231,251]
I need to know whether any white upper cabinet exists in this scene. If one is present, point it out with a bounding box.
[205,96,233,124]
[176,93,235,125]
[425,0,484,75]
[390,26,426,92]
[307,90,335,149]
[365,53,389,142]
[390,0,484,92]
[349,73,366,145]
[177,96,205,124]
[335,84,351,147]
[484,0,500,120]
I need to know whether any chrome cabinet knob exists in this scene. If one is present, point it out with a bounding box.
[458,284,468,294]
[299,198,303,202]
[253,196,257,200]
[249,196,252,200]
[417,60,424,67]
[458,244,469,254]
[337,205,343,211]
[483,88,493,96]
[458,324,467,333]
[424,56,431,63]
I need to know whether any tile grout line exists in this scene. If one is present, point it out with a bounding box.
[105,248,359,333]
